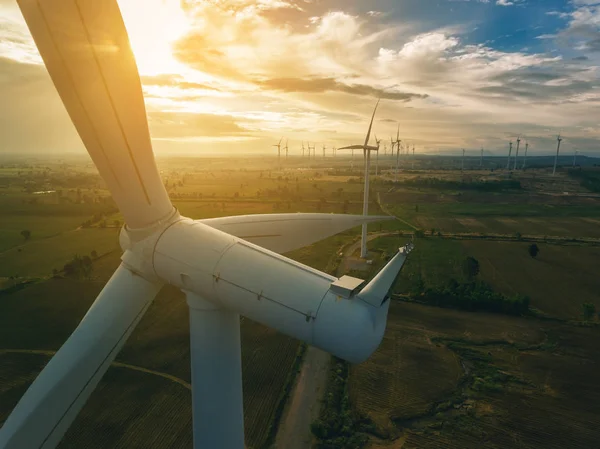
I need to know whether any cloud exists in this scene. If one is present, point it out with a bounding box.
[557,2,600,53]
[496,0,514,6]
[256,77,428,101]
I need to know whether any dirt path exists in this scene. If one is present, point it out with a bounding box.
[274,346,331,449]
[274,232,392,449]
[0,349,191,390]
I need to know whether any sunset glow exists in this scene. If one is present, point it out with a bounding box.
[0,0,598,155]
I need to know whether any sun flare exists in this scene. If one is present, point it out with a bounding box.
[117,0,191,76]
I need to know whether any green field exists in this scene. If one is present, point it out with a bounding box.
[4,159,600,449]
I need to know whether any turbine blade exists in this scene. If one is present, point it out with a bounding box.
[337,145,364,150]
[358,243,413,307]
[0,264,162,449]
[17,0,173,229]
[363,98,380,147]
[365,145,379,151]
[199,213,393,254]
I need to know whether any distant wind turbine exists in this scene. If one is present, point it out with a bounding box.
[322,144,326,158]
[506,141,513,170]
[394,125,401,182]
[513,136,521,170]
[480,148,484,168]
[301,141,305,158]
[573,149,579,167]
[522,141,529,169]
[374,134,382,176]
[462,149,465,171]
[273,138,282,167]
[553,134,563,176]
[285,139,289,160]
[337,99,380,258]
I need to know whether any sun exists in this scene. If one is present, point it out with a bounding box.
[117,0,191,76]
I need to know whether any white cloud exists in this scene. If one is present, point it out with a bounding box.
[496,0,514,6]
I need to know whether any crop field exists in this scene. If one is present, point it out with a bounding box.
[383,195,600,238]
[350,301,600,449]
[1,225,356,448]
[370,234,600,321]
[0,227,121,278]
[462,240,600,320]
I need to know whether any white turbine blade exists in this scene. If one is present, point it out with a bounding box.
[365,145,379,152]
[338,145,364,150]
[199,213,392,254]
[363,99,380,147]
[358,243,413,306]
[0,264,162,449]
[17,0,172,229]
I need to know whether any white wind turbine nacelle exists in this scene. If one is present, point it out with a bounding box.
[0,3,413,449]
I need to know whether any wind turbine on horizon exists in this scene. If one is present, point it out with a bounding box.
[553,134,563,176]
[522,140,529,169]
[374,134,382,176]
[337,100,381,259]
[0,4,413,449]
[273,137,283,168]
[301,141,305,158]
[506,141,513,170]
[285,139,289,160]
[513,136,521,170]
[394,125,401,182]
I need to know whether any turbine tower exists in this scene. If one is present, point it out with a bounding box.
[273,137,282,167]
[513,136,521,170]
[374,134,382,176]
[480,148,484,168]
[0,5,413,449]
[506,141,513,170]
[573,149,579,167]
[553,134,563,176]
[522,141,529,169]
[322,143,326,158]
[285,139,289,160]
[337,100,381,259]
[301,141,305,158]
[462,149,465,171]
[394,125,401,182]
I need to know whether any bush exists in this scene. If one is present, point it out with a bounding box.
[528,243,539,258]
[418,280,530,316]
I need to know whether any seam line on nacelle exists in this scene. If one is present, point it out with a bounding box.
[213,276,315,318]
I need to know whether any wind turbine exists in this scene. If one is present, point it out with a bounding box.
[374,134,382,176]
[301,141,305,158]
[513,136,521,170]
[573,149,579,167]
[337,100,380,259]
[522,141,529,169]
[462,149,465,171]
[285,139,289,160]
[322,143,326,158]
[394,125,401,182]
[273,137,282,167]
[506,141,513,170]
[0,4,413,449]
[480,148,484,168]
[553,134,563,176]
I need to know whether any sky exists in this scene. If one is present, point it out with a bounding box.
[0,0,599,157]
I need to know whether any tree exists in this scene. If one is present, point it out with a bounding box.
[528,243,539,259]
[342,200,349,214]
[463,256,480,280]
[582,303,596,321]
[20,229,31,241]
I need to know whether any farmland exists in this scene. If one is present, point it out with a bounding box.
[2,155,600,449]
